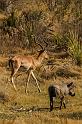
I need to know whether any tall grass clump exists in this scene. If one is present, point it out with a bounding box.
[0,0,7,11]
[53,34,69,52]
[68,31,82,66]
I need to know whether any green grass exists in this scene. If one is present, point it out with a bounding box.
[67,31,82,66]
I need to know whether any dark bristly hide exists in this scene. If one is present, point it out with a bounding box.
[48,82,75,111]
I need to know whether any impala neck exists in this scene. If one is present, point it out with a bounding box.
[37,55,44,64]
[36,51,45,66]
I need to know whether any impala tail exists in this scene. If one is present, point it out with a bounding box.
[9,59,14,69]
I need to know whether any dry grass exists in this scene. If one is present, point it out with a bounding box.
[0,54,82,124]
[0,13,7,20]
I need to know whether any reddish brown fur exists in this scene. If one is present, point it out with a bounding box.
[9,50,48,93]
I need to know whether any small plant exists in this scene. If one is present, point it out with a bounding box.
[0,0,7,11]
[6,11,17,27]
[53,34,68,52]
[68,31,82,66]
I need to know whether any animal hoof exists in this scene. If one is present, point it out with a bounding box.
[14,88,17,92]
[50,108,53,112]
[59,107,61,110]
[38,89,41,93]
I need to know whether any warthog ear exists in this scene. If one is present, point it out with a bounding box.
[67,82,73,87]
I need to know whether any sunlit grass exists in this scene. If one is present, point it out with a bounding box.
[0,55,82,124]
[68,31,82,66]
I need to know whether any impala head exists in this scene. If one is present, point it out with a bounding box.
[38,50,49,59]
[42,50,49,59]
[37,42,49,59]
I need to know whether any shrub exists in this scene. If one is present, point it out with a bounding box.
[68,31,82,66]
[0,0,7,11]
[53,34,68,52]
[6,11,17,27]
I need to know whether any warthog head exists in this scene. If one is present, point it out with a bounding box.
[67,82,75,96]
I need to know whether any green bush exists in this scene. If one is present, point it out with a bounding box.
[0,0,7,11]
[6,11,17,27]
[53,34,69,52]
[68,31,82,66]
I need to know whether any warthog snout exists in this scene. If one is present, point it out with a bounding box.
[69,92,75,96]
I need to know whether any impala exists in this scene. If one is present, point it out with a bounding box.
[9,46,48,93]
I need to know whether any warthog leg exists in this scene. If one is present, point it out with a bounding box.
[50,97,53,111]
[60,96,66,109]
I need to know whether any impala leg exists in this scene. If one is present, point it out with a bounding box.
[31,71,41,92]
[11,76,17,91]
[10,68,19,91]
[5,78,10,90]
[25,70,31,93]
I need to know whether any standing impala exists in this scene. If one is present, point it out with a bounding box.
[9,46,48,93]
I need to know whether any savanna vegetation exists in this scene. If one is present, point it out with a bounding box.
[0,0,82,124]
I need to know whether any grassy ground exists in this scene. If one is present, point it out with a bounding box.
[0,54,82,124]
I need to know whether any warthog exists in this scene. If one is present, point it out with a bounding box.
[48,82,75,111]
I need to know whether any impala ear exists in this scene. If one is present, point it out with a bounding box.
[67,82,73,87]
